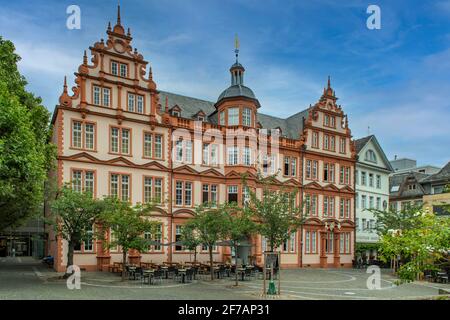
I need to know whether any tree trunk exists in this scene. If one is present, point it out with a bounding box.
[64,240,75,279]
[122,250,127,282]
[209,247,214,281]
[194,247,197,264]
[234,244,239,287]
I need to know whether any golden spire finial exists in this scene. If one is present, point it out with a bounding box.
[63,76,67,92]
[234,34,240,62]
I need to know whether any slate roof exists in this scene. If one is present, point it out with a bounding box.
[420,161,450,184]
[158,90,310,139]
[355,135,373,154]
[389,171,430,198]
[217,84,257,102]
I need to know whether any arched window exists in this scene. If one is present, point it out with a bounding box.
[365,150,377,163]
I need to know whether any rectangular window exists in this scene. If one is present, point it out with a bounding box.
[93,86,100,105]
[175,181,183,206]
[369,173,374,187]
[376,197,381,210]
[175,225,183,251]
[219,111,225,126]
[243,107,252,126]
[362,195,367,209]
[110,127,131,155]
[356,193,359,209]
[323,196,329,217]
[243,147,251,166]
[154,135,162,158]
[291,158,297,176]
[326,232,334,253]
[376,175,381,189]
[355,170,359,185]
[111,127,119,153]
[121,129,130,154]
[85,123,94,150]
[361,172,367,186]
[174,139,192,163]
[346,199,351,218]
[72,170,82,193]
[227,146,238,165]
[137,95,144,113]
[306,160,311,179]
[340,198,345,218]
[109,173,130,201]
[324,135,329,150]
[202,184,209,204]
[324,163,334,182]
[340,234,345,254]
[72,121,96,150]
[330,136,335,151]
[144,133,153,158]
[121,175,129,201]
[210,185,217,206]
[369,196,374,209]
[85,171,94,194]
[345,167,350,185]
[120,63,127,78]
[305,231,311,254]
[312,161,318,179]
[72,121,82,148]
[185,182,192,206]
[312,131,319,148]
[340,137,346,154]
[227,185,238,203]
[144,177,153,204]
[111,61,118,76]
[102,87,110,107]
[243,186,250,206]
[345,233,350,253]
[127,93,135,112]
[228,108,239,126]
[110,174,119,198]
[311,231,317,253]
[84,225,94,252]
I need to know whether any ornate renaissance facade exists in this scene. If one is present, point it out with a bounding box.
[47,7,356,272]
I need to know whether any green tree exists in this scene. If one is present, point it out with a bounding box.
[180,223,202,263]
[99,197,160,281]
[369,205,424,236]
[222,203,258,286]
[246,175,305,252]
[378,211,450,283]
[185,204,229,280]
[0,37,55,231]
[49,186,104,277]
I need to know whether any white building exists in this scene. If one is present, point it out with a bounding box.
[354,135,393,259]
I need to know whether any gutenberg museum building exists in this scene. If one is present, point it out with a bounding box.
[47,7,357,272]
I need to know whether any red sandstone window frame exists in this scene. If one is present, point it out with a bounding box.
[110,59,130,78]
[173,180,194,208]
[304,193,318,216]
[339,232,352,255]
[91,83,113,107]
[70,168,97,198]
[126,90,146,114]
[323,113,336,129]
[311,131,319,149]
[201,183,219,207]
[142,175,164,205]
[108,172,132,203]
[74,224,96,254]
[70,118,97,152]
[283,155,298,178]
[281,231,297,253]
[142,131,164,160]
[304,230,318,254]
[109,125,133,156]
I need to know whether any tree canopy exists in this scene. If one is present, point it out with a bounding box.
[0,37,55,231]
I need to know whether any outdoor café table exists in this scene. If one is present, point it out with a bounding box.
[178,269,187,283]
[237,268,246,281]
[142,269,154,284]
[160,266,169,279]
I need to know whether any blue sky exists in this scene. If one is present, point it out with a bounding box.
[1,0,449,167]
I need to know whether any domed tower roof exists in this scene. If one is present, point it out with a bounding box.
[216,35,260,107]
